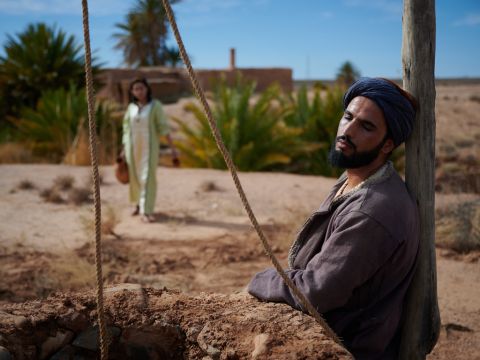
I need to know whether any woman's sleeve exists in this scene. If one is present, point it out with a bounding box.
[154,101,170,136]
[122,105,130,146]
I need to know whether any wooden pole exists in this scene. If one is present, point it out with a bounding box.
[400,0,441,358]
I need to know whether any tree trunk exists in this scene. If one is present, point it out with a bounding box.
[400,0,441,358]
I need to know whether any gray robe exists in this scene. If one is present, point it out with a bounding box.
[248,162,419,359]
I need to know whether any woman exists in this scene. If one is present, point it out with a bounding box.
[122,78,179,223]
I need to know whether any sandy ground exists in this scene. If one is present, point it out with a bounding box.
[0,164,479,358]
[0,82,479,358]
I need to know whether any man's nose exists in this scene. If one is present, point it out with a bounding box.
[341,119,356,137]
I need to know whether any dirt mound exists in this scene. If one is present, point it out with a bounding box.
[0,285,352,359]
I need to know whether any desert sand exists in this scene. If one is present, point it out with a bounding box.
[0,82,479,358]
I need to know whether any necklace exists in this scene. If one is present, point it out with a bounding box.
[336,180,349,198]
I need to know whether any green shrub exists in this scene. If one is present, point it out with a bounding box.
[173,77,307,171]
[14,84,121,163]
[280,85,344,176]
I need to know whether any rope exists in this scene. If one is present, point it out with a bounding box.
[80,0,109,358]
[161,0,345,348]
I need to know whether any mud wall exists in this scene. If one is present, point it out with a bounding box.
[97,67,293,105]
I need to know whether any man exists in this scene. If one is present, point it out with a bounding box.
[248,77,419,359]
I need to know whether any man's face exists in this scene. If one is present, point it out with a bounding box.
[329,96,394,169]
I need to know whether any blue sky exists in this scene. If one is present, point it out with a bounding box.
[0,0,479,79]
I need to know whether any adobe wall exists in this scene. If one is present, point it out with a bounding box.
[97,66,293,106]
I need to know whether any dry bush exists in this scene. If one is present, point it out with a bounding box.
[80,205,119,238]
[83,169,105,188]
[68,187,92,205]
[17,179,36,190]
[199,180,221,192]
[40,187,65,204]
[53,175,75,190]
[436,199,480,253]
[454,138,475,149]
[469,95,480,103]
[0,143,34,163]
[101,206,120,237]
[46,252,95,291]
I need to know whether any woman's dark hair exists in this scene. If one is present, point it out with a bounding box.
[128,77,152,104]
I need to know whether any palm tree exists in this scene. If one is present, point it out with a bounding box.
[164,46,182,68]
[113,0,181,67]
[336,61,361,87]
[0,23,98,122]
[173,76,307,171]
[281,85,344,176]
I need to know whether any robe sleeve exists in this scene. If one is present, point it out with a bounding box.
[248,210,399,313]
[153,101,170,136]
[122,104,131,147]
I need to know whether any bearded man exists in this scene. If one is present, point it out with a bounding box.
[248,77,419,360]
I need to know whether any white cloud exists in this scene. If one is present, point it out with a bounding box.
[453,13,480,27]
[0,0,130,16]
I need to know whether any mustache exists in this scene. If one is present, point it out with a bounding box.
[336,135,356,150]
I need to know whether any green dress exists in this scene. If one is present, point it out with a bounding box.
[122,99,170,215]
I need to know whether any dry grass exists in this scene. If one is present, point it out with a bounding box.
[17,179,36,190]
[0,142,34,163]
[68,187,92,205]
[199,180,221,192]
[469,95,480,103]
[46,252,95,291]
[101,206,120,237]
[84,169,105,189]
[436,198,480,253]
[40,187,65,204]
[80,205,120,238]
[53,175,75,190]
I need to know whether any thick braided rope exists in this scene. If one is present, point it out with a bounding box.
[80,0,109,358]
[161,0,344,348]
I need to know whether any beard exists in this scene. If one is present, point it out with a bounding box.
[328,135,387,169]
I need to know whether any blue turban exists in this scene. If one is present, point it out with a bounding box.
[343,77,416,147]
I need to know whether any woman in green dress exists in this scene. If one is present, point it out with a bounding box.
[122,78,179,223]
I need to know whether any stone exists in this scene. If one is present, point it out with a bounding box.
[0,346,12,360]
[59,310,89,332]
[105,283,147,309]
[49,345,76,360]
[197,324,221,360]
[40,330,74,359]
[15,315,31,329]
[73,326,121,351]
[251,333,270,359]
[121,324,184,358]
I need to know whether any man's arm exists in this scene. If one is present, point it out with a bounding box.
[248,211,399,313]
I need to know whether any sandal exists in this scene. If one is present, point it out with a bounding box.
[141,214,155,223]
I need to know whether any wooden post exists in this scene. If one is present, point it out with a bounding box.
[400,0,441,358]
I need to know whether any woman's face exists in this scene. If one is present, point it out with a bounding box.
[132,82,148,103]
